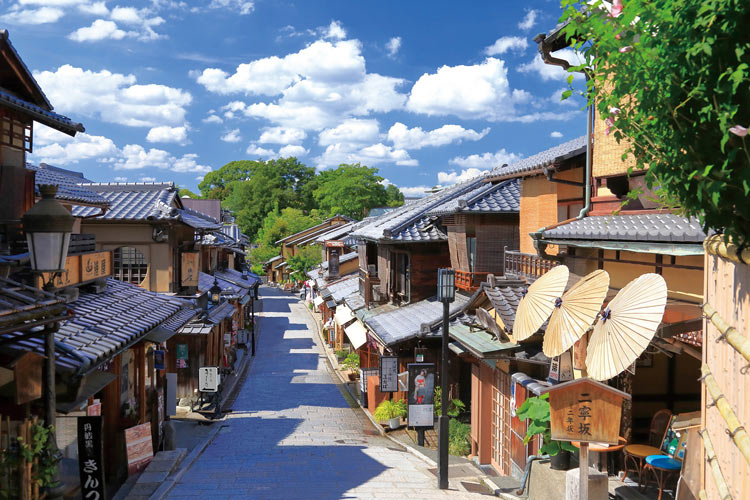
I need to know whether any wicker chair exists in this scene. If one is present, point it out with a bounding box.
[622,409,673,486]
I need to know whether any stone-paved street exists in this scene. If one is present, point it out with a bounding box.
[166,286,492,500]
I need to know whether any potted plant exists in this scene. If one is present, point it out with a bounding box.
[341,352,360,380]
[373,399,407,430]
[516,393,577,470]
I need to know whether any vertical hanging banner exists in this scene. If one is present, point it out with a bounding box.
[78,416,106,500]
[407,363,435,427]
[379,356,399,392]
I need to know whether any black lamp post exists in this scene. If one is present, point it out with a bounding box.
[436,268,455,490]
[21,184,74,498]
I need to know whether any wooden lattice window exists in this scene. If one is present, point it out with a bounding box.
[0,108,32,152]
[113,247,148,285]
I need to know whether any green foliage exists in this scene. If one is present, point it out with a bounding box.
[559,0,750,247]
[287,245,321,282]
[517,393,576,456]
[373,399,408,421]
[434,386,466,418]
[178,187,201,199]
[384,183,405,207]
[202,158,316,239]
[0,423,59,497]
[335,349,348,360]
[249,207,325,270]
[341,352,360,372]
[448,418,471,456]
[313,164,403,219]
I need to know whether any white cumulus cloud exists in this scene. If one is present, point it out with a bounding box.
[246,145,276,157]
[316,142,416,169]
[221,129,242,143]
[33,65,192,129]
[387,122,489,150]
[279,144,308,157]
[449,148,521,169]
[318,119,380,146]
[550,131,563,138]
[485,36,528,56]
[518,9,539,31]
[399,186,431,198]
[323,20,346,40]
[147,126,188,144]
[258,127,306,145]
[518,49,584,82]
[69,19,128,41]
[208,0,254,15]
[437,168,487,185]
[1,6,64,24]
[386,36,401,58]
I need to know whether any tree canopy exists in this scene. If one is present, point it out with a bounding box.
[249,207,325,273]
[312,164,404,219]
[560,0,750,247]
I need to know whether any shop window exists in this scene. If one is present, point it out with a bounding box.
[113,247,149,285]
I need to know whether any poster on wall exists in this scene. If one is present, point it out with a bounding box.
[379,356,399,393]
[176,344,188,369]
[77,416,106,500]
[154,350,165,371]
[407,363,435,428]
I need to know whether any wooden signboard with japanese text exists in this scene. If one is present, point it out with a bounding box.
[36,251,111,289]
[78,416,106,500]
[81,251,111,282]
[125,422,154,475]
[13,351,43,405]
[181,251,199,287]
[543,377,629,445]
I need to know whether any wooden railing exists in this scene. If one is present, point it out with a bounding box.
[455,270,490,292]
[503,247,558,280]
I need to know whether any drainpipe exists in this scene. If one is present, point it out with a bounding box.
[530,34,594,258]
[515,454,550,497]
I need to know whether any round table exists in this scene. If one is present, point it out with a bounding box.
[571,437,628,474]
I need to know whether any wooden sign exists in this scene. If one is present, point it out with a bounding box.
[542,377,630,445]
[78,416,106,500]
[12,352,44,405]
[181,251,199,287]
[36,251,112,289]
[81,251,111,282]
[125,423,154,475]
[325,240,345,247]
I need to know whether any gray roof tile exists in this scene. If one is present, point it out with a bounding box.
[72,182,178,220]
[540,214,706,243]
[427,179,520,216]
[28,164,108,206]
[363,293,471,346]
[488,136,586,180]
[319,274,359,303]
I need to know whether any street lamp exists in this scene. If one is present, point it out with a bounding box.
[22,185,74,274]
[21,184,74,499]
[209,276,222,304]
[436,268,455,490]
[248,286,256,356]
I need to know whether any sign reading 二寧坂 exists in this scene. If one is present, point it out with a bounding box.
[543,377,630,445]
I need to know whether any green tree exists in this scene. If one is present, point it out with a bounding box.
[249,207,325,271]
[559,0,750,247]
[212,158,316,239]
[313,164,401,219]
[178,187,200,199]
[385,183,405,207]
[287,245,322,282]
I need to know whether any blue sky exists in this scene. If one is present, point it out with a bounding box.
[6,0,586,195]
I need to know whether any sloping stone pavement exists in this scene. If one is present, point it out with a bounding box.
[166,286,492,500]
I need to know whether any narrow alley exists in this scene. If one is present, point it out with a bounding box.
[166,287,492,500]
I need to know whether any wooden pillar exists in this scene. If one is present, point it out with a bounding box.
[137,345,146,423]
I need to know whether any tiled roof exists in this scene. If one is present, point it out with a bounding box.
[276,215,354,245]
[266,255,282,265]
[343,292,366,312]
[2,278,189,373]
[207,301,235,323]
[72,182,220,228]
[539,214,707,243]
[215,268,260,289]
[181,198,221,221]
[351,174,492,243]
[484,284,526,333]
[427,179,520,216]
[274,261,287,270]
[160,307,200,332]
[0,89,84,136]
[28,164,108,207]
[487,136,586,180]
[319,274,358,303]
[198,271,249,297]
[314,222,356,244]
[363,293,471,346]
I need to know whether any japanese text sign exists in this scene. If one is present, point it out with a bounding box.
[199,366,220,392]
[77,416,106,500]
[379,356,399,392]
[181,251,199,287]
[407,363,435,428]
[544,378,630,445]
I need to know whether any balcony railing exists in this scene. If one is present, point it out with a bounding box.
[503,247,558,280]
[455,270,490,292]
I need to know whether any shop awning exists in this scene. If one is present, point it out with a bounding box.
[325,299,337,309]
[449,342,467,356]
[344,321,368,350]
[334,304,355,327]
[57,371,117,414]
[449,324,521,359]
[314,295,324,307]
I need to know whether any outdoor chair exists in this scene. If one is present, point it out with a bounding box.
[622,408,672,487]
[643,428,687,500]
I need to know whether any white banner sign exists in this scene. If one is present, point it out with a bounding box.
[380,356,399,392]
[408,404,434,427]
[199,367,220,392]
